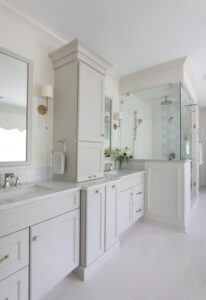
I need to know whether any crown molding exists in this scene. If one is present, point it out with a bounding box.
[0,0,69,46]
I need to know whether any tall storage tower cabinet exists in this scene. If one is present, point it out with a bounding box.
[50,39,112,182]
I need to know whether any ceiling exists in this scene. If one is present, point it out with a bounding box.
[8,0,206,106]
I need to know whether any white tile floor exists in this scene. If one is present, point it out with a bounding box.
[46,189,206,300]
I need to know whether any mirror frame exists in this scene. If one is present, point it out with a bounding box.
[104,96,113,158]
[0,47,33,167]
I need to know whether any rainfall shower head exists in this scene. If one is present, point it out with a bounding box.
[160,96,172,106]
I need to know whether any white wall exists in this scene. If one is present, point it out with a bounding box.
[0,7,120,180]
[0,7,64,179]
[199,108,206,186]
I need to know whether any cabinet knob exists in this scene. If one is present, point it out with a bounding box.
[0,254,9,263]
[88,176,92,179]
[95,190,99,194]
[136,209,142,213]
[112,185,115,189]
[101,134,104,137]
[32,236,40,242]
[93,175,97,178]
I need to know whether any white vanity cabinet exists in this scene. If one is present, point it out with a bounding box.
[105,182,119,250]
[78,62,105,143]
[117,187,133,234]
[30,210,79,300]
[77,141,104,182]
[80,186,105,267]
[50,39,112,182]
[0,185,80,300]
[117,173,145,235]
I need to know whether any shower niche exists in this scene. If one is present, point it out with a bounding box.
[120,82,196,161]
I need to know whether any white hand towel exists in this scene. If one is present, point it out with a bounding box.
[53,152,65,174]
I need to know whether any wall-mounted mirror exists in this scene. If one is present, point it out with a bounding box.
[104,97,112,157]
[0,48,32,166]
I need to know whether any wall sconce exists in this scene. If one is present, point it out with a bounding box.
[113,112,123,130]
[37,84,53,115]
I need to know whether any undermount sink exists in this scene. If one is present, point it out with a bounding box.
[104,169,138,179]
[0,184,53,206]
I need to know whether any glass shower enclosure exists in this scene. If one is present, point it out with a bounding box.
[120,82,198,203]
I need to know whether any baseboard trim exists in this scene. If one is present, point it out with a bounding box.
[73,242,120,281]
[142,216,186,233]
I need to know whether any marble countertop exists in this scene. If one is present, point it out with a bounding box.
[0,169,145,210]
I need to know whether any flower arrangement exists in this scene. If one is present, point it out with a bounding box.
[112,147,133,169]
[104,147,111,158]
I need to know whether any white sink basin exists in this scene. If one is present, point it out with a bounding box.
[0,184,53,206]
[104,169,138,178]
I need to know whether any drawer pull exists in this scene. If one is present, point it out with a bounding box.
[136,192,142,195]
[136,209,142,213]
[0,254,9,263]
[32,236,40,242]
[88,176,92,179]
[93,175,97,178]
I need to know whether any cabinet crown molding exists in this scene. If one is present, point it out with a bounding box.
[49,39,113,74]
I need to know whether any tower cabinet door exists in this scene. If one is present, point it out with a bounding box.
[81,186,105,267]
[105,182,119,250]
[78,62,105,143]
[117,188,133,235]
[30,210,79,300]
[77,141,104,182]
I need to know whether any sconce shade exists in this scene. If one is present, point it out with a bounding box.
[114,112,123,120]
[41,84,53,99]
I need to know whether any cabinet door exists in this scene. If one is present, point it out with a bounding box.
[78,62,105,142]
[105,182,119,250]
[0,267,28,300]
[117,188,133,235]
[82,186,105,266]
[30,210,79,300]
[77,141,104,182]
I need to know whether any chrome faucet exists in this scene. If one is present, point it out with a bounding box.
[3,173,15,188]
[104,163,113,172]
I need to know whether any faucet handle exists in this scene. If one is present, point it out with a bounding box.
[5,172,14,178]
[14,177,21,186]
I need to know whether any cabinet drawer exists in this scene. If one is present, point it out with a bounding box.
[133,200,144,223]
[0,267,28,300]
[0,229,29,281]
[0,191,80,238]
[118,173,144,192]
[133,185,144,203]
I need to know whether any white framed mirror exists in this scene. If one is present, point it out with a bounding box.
[104,97,112,158]
[0,48,33,166]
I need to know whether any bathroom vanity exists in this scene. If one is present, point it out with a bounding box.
[0,182,80,300]
[0,170,145,299]
[76,170,145,280]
